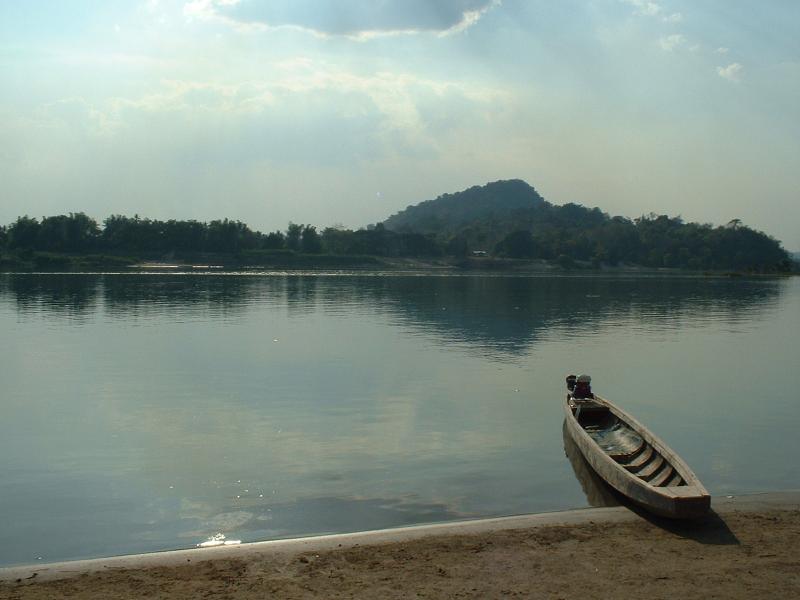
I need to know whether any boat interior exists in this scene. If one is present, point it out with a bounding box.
[572,400,686,488]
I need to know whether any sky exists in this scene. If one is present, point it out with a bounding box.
[1,0,798,249]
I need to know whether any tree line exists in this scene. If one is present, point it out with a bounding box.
[491,213,792,272]
[0,210,793,272]
[0,214,442,258]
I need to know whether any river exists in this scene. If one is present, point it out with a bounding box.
[0,273,797,566]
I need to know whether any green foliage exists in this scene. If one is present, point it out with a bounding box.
[5,213,100,253]
[38,213,100,252]
[446,235,469,257]
[0,179,791,273]
[263,231,286,249]
[495,230,537,258]
[285,223,303,251]
[382,181,790,272]
[384,179,545,236]
[321,227,352,254]
[8,216,43,249]
[300,225,323,254]
[318,224,441,258]
[101,215,259,254]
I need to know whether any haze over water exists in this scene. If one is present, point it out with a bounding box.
[1,273,798,567]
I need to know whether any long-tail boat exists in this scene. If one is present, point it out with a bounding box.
[563,377,710,519]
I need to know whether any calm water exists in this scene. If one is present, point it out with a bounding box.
[1,273,798,567]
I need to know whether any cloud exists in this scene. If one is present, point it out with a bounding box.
[622,0,662,17]
[623,1,680,22]
[184,0,501,39]
[717,63,743,83]
[142,0,172,23]
[659,33,685,51]
[715,47,729,54]
[621,3,689,53]
[21,60,507,170]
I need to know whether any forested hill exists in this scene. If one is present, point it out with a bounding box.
[384,179,546,235]
[382,180,791,272]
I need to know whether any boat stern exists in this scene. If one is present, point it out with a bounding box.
[666,486,711,519]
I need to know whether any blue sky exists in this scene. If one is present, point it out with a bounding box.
[1,1,798,248]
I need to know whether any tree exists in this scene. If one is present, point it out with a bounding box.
[162,219,205,252]
[301,225,323,254]
[400,233,442,257]
[726,219,742,230]
[446,235,469,257]
[205,219,258,253]
[263,231,286,250]
[7,216,41,249]
[321,227,354,254]
[286,223,303,251]
[495,230,536,258]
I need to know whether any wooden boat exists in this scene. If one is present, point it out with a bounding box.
[564,393,710,518]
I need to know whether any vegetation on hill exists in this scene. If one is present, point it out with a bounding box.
[383,180,791,272]
[0,180,792,272]
[384,179,545,235]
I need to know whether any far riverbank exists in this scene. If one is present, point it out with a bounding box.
[1,250,796,276]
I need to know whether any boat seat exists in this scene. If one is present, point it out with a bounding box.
[621,445,654,469]
[636,455,666,479]
[608,437,647,462]
[649,465,675,487]
[607,439,646,461]
[663,471,684,487]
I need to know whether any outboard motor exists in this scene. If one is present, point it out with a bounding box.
[566,374,577,393]
[574,374,594,399]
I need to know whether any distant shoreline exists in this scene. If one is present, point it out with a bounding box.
[1,252,795,277]
[3,187,794,276]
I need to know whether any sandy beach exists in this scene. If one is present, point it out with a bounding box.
[2,492,798,599]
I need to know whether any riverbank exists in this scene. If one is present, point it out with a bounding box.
[2,492,798,599]
[2,249,796,275]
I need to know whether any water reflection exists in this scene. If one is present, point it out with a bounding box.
[5,274,101,321]
[101,274,259,319]
[183,495,468,545]
[0,273,785,356]
[562,420,620,508]
[357,276,786,356]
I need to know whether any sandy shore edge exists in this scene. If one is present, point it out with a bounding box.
[2,491,798,584]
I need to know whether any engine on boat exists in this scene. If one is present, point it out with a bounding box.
[566,373,594,399]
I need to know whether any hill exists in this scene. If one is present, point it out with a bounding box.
[384,179,546,237]
[381,179,791,272]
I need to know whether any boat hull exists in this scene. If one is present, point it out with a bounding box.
[564,395,710,519]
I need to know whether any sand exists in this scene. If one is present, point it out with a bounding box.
[2,493,799,599]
